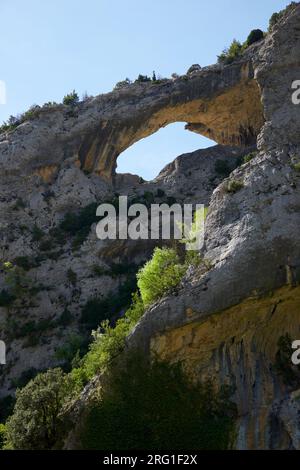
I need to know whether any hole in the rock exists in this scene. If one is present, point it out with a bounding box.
[116,122,215,181]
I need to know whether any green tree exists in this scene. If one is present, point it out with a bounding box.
[0,424,6,449]
[137,247,186,306]
[63,90,79,106]
[80,354,237,450]
[5,368,72,449]
[218,39,242,64]
[246,29,264,46]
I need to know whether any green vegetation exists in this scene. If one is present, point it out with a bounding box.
[38,238,54,251]
[80,354,236,450]
[57,308,72,327]
[5,368,73,450]
[135,74,152,83]
[218,27,264,65]
[14,313,73,344]
[3,207,216,449]
[14,256,38,271]
[274,334,300,387]
[11,368,40,389]
[55,334,86,368]
[215,159,231,177]
[13,198,26,210]
[156,188,165,198]
[59,202,98,249]
[114,72,168,90]
[218,39,244,64]
[63,90,79,106]
[13,318,56,348]
[2,262,31,299]
[73,293,145,385]
[31,224,44,242]
[225,179,244,194]
[293,162,300,172]
[0,106,42,134]
[0,396,15,423]
[91,262,138,280]
[137,247,186,307]
[80,277,137,329]
[67,268,77,286]
[0,289,15,307]
[245,29,264,46]
[268,2,297,31]
[0,424,6,449]
[243,152,257,164]
[114,78,132,90]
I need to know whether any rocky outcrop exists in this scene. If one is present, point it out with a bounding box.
[0,141,250,398]
[0,47,264,182]
[0,0,300,451]
[124,3,300,449]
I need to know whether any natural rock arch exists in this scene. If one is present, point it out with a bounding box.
[78,59,264,181]
[0,49,264,185]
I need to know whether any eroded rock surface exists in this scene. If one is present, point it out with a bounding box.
[0,1,300,451]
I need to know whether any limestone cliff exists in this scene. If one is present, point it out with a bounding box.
[0,1,300,451]
[124,3,300,449]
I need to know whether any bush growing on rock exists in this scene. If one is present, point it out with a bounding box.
[80,277,137,329]
[293,162,300,172]
[215,159,231,177]
[218,39,243,64]
[80,354,237,450]
[225,179,244,194]
[0,424,6,449]
[31,224,44,242]
[63,90,79,106]
[268,2,297,32]
[114,78,132,90]
[5,368,73,450]
[243,152,257,164]
[14,256,37,271]
[72,292,145,383]
[0,289,15,307]
[135,74,151,83]
[246,29,264,46]
[137,247,186,306]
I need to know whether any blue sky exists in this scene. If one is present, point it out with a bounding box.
[0,0,289,179]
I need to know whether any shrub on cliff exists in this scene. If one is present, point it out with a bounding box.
[72,292,145,384]
[0,105,41,134]
[63,90,79,106]
[225,179,244,194]
[80,277,137,329]
[135,74,151,83]
[268,2,297,31]
[245,29,264,46]
[114,78,131,90]
[0,424,6,449]
[80,354,237,450]
[0,289,15,307]
[137,247,186,306]
[218,39,242,64]
[5,368,73,450]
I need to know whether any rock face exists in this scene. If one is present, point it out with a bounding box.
[125,3,300,449]
[0,47,263,182]
[0,1,300,451]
